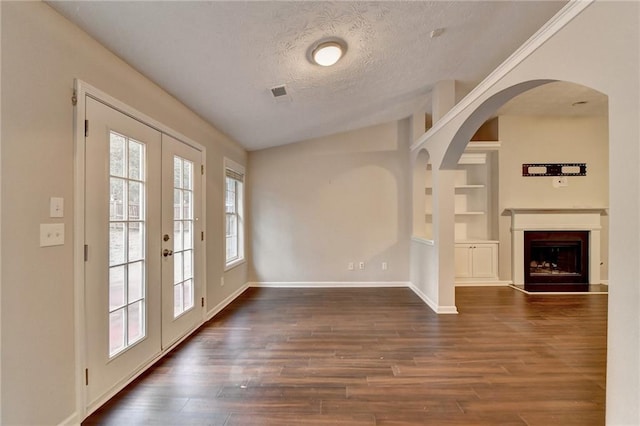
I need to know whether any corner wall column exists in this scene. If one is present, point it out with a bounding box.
[432,167,457,313]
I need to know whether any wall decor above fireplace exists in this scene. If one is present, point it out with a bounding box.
[522,163,586,177]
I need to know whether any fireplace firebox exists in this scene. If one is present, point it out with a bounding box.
[524,231,589,292]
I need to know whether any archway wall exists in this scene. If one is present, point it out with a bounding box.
[410,1,639,423]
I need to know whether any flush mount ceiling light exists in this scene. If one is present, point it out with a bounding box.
[309,39,347,67]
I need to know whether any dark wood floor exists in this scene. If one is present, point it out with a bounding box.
[83,286,607,425]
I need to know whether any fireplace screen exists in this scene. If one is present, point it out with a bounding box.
[524,231,589,284]
[530,243,580,276]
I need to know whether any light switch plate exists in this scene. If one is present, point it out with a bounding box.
[50,197,64,218]
[40,223,64,247]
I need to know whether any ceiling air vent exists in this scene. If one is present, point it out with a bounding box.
[271,85,287,98]
[270,84,291,102]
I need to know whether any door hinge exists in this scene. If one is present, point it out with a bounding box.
[201,231,204,241]
[84,245,89,262]
[201,165,204,175]
[85,368,89,386]
[71,90,78,106]
[201,297,205,307]
[84,120,89,137]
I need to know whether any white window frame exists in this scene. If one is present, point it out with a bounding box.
[224,158,245,270]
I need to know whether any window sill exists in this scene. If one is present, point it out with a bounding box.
[224,258,246,272]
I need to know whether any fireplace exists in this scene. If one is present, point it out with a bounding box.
[524,231,589,291]
[507,208,605,289]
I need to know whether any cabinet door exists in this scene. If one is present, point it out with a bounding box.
[454,245,472,278]
[471,244,497,278]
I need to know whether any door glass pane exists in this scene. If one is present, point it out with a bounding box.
[128,222,143,262]
[183,221,192,250]
[110,133,126,177]
[173,221,183,252]
[182,191,192,219]
[128,261,144,301]
[128,301,144,345]
[174,189,182,220]
[109,223,126,266]
[173,284,184,318]
[110,178,126,221]
[184,250,193,280]
[173,157,182,188]
[183,161,192,190]
[109,132,147,358]
[184,279,194,310]
[109,266,126,310]
[174,251,183,284]
[109,309,126,356]
[129,141,144,181]
[173,156,195,318]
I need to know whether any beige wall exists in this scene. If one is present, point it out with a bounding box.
[248,120,412,284]
[411,2,639,423]
[1,2,247,424]
[497,115,609,281]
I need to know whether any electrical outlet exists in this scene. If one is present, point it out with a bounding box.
[382,262,388,270]
[359,262,365,270]
[348,262,355,271]
[220,276,225,287]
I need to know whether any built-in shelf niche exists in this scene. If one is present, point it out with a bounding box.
[424,142,500,242]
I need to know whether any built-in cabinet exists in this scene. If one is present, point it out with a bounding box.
[425,142,501,283]
[454,241,498,280]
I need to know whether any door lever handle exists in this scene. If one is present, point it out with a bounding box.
[163,249,173,257]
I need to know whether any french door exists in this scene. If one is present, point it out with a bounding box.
[84,97,203,411]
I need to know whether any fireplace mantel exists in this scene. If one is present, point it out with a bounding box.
[507,208,606,285]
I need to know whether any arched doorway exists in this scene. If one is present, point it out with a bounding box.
[444,80,609,291]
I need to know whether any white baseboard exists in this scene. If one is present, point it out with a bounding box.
[57,412,80,426]
[601,280,609,286]
[206,283,250,321]
[248,281,410,288]
[408,283,458,314]
[455,280,511,287]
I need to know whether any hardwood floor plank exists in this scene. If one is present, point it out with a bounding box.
[83,287,606,425]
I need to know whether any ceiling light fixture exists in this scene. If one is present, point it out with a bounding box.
[310,39,346,67]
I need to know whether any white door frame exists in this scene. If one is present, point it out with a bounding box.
[73,79,207,420]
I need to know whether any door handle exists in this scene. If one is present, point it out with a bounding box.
[163,249,173,257]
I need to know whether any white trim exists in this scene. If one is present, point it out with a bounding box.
[206,283,249,321]
[57,411,80,426]
[73,79,209,420]
[408,283,459,314]
[224,258,246,272]
[509,284,607,296]
[601,280,609,286]
[248,281,410,288]
[410,0,594,152]
[455,280,511,287]
[411,236,435,246]
[72,79,88,421]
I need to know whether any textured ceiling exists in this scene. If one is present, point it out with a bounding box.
[498,81,608,117]
[48,1,571,151]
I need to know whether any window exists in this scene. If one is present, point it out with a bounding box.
[225,159,245,268]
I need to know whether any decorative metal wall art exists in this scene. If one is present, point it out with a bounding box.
[522,163,586,177]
